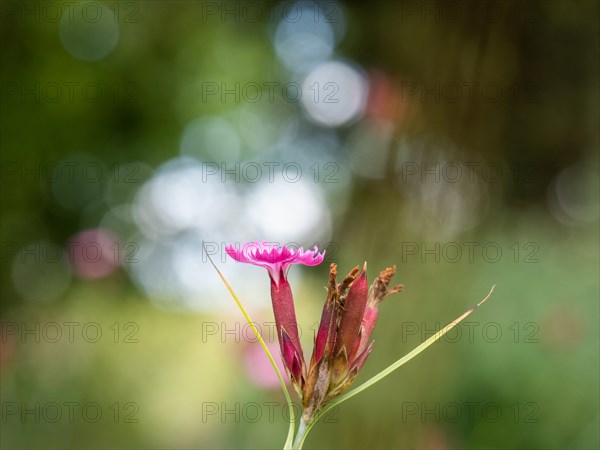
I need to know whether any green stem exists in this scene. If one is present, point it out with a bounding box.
[292,417,310,450]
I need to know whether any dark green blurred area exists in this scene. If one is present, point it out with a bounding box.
[1,1,599,449]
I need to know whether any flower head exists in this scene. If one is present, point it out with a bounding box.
[225,242,325,286]
[225,242,403,422]
[217,240,494,450]
[302,263,403,420]
[226,242,325,397]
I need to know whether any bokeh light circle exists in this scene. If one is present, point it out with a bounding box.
[59,1,119,61]
[301,61,368,127]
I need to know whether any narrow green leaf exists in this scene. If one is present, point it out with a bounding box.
[298,285,496,449]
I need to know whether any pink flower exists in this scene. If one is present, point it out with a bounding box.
[225,242,325,286]
[225,241,403,423]
[226,242,325,396]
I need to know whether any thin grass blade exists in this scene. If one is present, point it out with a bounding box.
[297,285,496,449]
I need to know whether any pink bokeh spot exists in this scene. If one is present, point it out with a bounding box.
[243,340,290,389]
[67,228,120,279]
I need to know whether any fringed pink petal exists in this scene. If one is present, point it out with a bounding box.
[294,245,326,266]
[226,242,325,286]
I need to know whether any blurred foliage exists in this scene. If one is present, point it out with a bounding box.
[1,0,598,449]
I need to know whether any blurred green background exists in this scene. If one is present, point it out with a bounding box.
[1,1,598,449]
